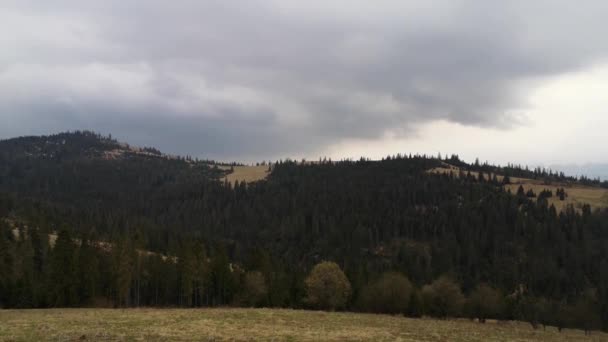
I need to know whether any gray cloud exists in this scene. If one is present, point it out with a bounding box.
[2,0,608,160]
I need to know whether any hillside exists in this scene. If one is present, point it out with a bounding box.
[0,131,226,225]
[2,132,608,333]
[429,164,608,211]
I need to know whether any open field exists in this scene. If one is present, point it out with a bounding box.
[220,165,270,184]
[504,183,608,212]
[221,163,608,210]
[0,308,606,342]
[428,166,608,211]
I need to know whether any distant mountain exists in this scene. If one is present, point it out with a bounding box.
[0,131,168,161]
[0,131,119,159]
[0,131,226,212]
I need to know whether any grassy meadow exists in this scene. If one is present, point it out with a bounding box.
[504,183,608,211]
[221,164,608,212]
[428,166,608,211]
[1,308,606,342]
[220,165,270,184]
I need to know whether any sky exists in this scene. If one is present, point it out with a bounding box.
[1,1,608,169]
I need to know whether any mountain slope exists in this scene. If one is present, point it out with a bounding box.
[1,132,608,332]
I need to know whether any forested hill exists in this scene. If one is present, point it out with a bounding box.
[2,131,608,333]
[0,131,226,214]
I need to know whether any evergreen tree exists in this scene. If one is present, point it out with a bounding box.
[407,289,424,318]
[113,236,135,307]
[49,230,78,306]
[208,246,235,306]
[0,222,14,307]
[77,235,99,305]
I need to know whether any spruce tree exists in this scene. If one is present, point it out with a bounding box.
[77,235,99,305]
[0,222,14,307]
[49,230,78,307]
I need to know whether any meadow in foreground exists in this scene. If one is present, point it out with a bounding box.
[1,308,606,342]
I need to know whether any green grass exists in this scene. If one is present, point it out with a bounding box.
[0,308,606,341]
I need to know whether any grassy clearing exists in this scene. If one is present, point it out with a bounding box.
[427,166,538,185]
[428,166,608,211]
[505,183,608,211]
[220,165,270,184]
[0,308,606,341]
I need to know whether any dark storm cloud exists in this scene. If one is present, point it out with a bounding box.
[1,0,608,160]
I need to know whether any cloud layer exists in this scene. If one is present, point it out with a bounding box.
[2,1,608,160]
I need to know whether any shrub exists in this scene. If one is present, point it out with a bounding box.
[422,276,464,318]
[305,261,351,310]
[239,271,268,307]
[358,272,413,314]
[465,283,505,322]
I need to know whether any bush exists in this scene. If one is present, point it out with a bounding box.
[238,271,268,307]
[465,284,505,322]
[566,289,601,334]
[358,272,413,314]
[407,289,424,317]
[422,276,464,318]
[514,296,551,330]
[305,261,351,310]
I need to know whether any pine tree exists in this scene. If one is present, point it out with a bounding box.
[77,235,99,305]
[49,230,78,307]
[208,246,235,306]
[27,227,49,307]
[517,185,526,197]
[191,240,208,307]
[0,222,14,308]
[408,289,424,318]
[177,241,197,306]
[113,236,135,307]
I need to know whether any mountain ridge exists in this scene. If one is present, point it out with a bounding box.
[3,130,607,185]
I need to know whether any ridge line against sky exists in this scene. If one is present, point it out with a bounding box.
[5,129,608,181]
[1,0,608,166]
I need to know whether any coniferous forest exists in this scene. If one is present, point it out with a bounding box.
[1,131,608,333]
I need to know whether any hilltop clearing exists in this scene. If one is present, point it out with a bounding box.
[220,164,270,184]
[428,163,608,211]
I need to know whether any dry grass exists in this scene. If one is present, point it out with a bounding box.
[505,183,608,212]
[220,165,270,184]
[428,166,608,211]
[0,308,606,342]
[427,166,536,185]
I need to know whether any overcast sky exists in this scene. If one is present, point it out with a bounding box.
[1,1,608,166]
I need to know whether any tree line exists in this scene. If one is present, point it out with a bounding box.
[0,226,602,334]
